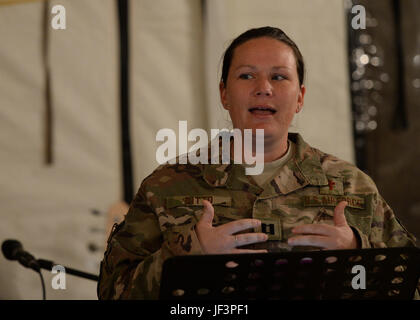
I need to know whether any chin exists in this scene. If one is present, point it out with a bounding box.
[253,125,276,135]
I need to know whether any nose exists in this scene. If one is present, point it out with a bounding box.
[254,78,273,97]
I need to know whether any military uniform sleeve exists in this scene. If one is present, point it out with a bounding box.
[97,183,204,300]
[371,198,420,300]
[359,194,417,248]
[347,179,418,299]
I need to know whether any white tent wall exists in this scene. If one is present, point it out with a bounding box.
[0,0,353,299]
[204,0,354,163]
[130,0,207,187]
[0,0,119,299]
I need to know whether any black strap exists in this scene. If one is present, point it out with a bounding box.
[117,0,134,204]
[43,0,53,165]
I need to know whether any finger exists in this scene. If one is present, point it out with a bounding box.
[333,201,348,227]
[292,224,335,237]
[199,200,214,226]
[219,219,261,235]
[235,249,268,254]
[234,233,268,247]
[288,235,333,249]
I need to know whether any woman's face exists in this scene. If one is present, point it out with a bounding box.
[220,37,305,145]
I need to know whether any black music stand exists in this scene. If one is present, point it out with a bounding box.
[159,247,420,300]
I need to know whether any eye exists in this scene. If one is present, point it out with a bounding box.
[239,73,253,80]
[272,74,286,81]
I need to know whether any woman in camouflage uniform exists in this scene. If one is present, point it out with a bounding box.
[98,27,417,299]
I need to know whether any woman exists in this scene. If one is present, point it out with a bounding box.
[97,27,416,299]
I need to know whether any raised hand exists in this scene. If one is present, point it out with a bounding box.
[287,201,358,250]
[195,200,268,254]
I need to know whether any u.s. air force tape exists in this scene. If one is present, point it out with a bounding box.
[302,195,365,209]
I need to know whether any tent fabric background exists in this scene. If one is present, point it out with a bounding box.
[0,0,353,299]
[0,0,119,299]
[130,0,207,187]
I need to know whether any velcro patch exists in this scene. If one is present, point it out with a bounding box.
[302,195,365,209]
[166,195,232,208]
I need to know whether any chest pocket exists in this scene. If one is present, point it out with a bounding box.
[309,194,374,236]
[164,195,236,227]
[275,204,321,240]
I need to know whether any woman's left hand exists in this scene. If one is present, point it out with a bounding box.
[287,201,359,250]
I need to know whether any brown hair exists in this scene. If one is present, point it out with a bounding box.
[221,26,305,86]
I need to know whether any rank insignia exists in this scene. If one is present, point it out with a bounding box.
[319,177,344,195]
[255,219,281,240]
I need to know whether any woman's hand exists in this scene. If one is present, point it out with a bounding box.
[195,200,268,254]
[287,201,359,250]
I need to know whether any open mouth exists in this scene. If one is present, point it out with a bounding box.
[248,106,277,115]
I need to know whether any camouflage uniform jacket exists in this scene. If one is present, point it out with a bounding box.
[97,133,417,299]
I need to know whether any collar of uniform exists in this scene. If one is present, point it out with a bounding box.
[258,133,328,197]
[201,132,328,194]
[202,163,230,187]
[291,132,328,186]
[201,135,263,194]
[201,134,232,187]
[202,163,263,194]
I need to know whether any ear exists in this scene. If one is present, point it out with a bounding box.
[219,81,229,110]
[296,84,306,113]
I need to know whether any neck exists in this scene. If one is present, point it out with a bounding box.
[232,133,289,164]
[260,134,289,163]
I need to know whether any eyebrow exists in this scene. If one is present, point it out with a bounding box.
[235,65,291,71]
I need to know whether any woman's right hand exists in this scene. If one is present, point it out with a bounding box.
[195,200,268,254]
